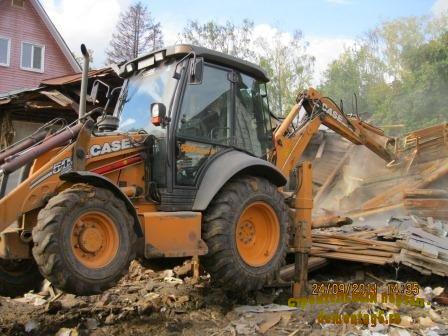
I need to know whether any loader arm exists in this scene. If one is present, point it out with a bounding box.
[272,87,396,297]
[273,87,396,177]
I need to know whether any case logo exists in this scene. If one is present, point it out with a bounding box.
[89,139,136,157]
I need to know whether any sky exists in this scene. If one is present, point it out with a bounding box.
[41,0,448,84]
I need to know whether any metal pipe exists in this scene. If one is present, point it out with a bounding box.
[0,129,48,165]
[0,123,82,175]
[79,44,90,121]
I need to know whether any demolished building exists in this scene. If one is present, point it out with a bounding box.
[305,123,448,277]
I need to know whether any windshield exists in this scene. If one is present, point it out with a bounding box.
[117,61,179,136]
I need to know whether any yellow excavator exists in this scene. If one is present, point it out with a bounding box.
[0,44,396,296]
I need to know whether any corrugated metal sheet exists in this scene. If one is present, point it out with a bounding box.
[41,68,114,86]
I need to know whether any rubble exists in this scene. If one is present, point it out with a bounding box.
[312,123,448,220]
[303,123,448,277]
[0,256,447,335]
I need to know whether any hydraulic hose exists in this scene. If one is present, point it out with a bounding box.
[0,123,82,175]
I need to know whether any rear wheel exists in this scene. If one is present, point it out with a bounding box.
[201,176,289,291]
[0,259,42,297]
[32,184,136,295]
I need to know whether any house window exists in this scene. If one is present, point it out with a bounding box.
[21,42,45,72]
[0,37,10,66]
[11,0,25,8]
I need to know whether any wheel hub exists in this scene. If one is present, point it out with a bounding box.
[237,221,256,245]
[78,227,104,254]
[71,211,119,268]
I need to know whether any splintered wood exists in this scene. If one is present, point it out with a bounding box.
[306,123,448,277]
[310,228,400,265]
[309,218,448,278]
[312,123,448,221]
[397,224,448,277]
[404,189,448,220]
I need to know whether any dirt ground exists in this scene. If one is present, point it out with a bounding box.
[1,259,447,336]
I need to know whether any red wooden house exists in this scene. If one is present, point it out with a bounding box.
[0,0,80,93]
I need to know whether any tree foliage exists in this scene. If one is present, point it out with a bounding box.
[256,31,314,115]
[320,15,448,133]
[181,20,314,116]
[181,19,255,60]
[106,2,163,65]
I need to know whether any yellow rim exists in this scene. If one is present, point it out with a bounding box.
[71,211,119,269]
[236,201,280,267]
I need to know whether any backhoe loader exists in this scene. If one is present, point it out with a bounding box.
[0,44,396,296]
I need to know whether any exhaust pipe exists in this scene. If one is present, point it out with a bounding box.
[79,44,90,121]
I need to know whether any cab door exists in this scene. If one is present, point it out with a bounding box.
[174,63,233,187]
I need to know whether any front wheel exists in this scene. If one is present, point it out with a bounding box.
[201,176,289,291]
[32,184,137,295]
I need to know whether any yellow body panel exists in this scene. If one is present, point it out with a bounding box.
[142,212,207,258]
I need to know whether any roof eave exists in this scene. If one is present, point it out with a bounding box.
[31,0,81,73]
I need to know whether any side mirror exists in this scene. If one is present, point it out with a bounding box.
[189,58,203,84]
[89,79,110,104]
[89,81,100,104]
[151,103,168,127]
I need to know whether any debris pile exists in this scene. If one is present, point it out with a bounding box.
[2,258,448,335]
[312,123,448,220]
[397,220,448,277]
[305,122,448,277]
[311,228,399,265]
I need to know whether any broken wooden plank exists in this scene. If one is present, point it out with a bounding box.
[347,203,404,219]
[311,252,393,265]
[408,228,448,249]
[404,198,448,209]
[404,189,448,199]
[312,215,353,229]
[279,257,327,281]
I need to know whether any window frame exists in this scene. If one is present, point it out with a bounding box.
[11,0,25,8]
[174,61,233,147]
[234,73,273,158]
[0,36,11,67]
[20,41,45,73]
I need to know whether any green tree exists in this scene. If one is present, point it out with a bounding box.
[181,19,255,60]
[181,20,314,117]
[256,30,314,116]
[320,15,448,133]
[376,32,448,129]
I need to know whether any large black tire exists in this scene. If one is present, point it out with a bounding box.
[0,259,43,297]
[201,176,289,291]
[32,184,137,295]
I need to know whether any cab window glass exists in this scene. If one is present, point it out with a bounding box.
[118,61,178,137]
[176,141,225,186]
[177,65,231,145]
[235,74,272,157]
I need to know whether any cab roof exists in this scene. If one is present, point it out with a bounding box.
[123,44,269,83]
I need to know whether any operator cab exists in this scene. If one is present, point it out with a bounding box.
[113,45,273,210]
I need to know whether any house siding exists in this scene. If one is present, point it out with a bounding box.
[0,0,75,92]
